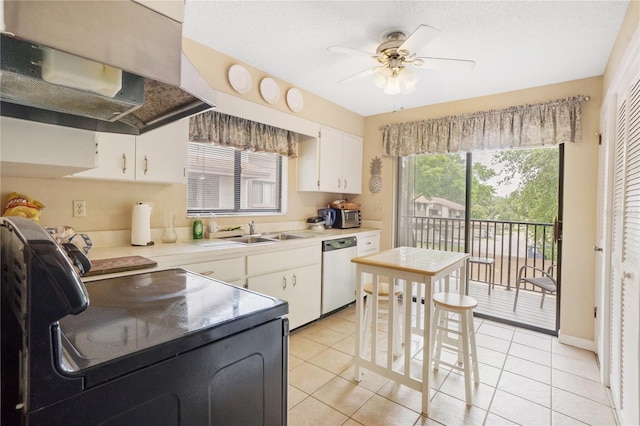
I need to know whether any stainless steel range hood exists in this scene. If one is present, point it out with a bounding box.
[0,1,217,135]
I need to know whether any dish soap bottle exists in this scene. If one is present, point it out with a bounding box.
[193,217,203,240]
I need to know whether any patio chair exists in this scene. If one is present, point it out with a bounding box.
[513,264,557,311]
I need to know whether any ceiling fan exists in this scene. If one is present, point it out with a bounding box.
[329,25,475,95]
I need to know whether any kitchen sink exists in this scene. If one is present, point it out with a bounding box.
[224,235,279,245]
[260,233,309,241]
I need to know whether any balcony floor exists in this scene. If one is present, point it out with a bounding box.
[468,279,557,331]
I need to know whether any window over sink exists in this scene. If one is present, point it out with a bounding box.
[187,142,287,215]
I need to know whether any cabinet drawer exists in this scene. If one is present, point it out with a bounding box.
[357,233,380,255]
[247,245,320,276]
[183,257,245,281]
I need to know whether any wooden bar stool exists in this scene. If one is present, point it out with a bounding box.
[362,280,403,357]
[431,292,479,406]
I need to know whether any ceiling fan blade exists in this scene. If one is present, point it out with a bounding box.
[337,66,384,85]
[398,24,441,53]
[412,57,476,71]
[328,45,376,58]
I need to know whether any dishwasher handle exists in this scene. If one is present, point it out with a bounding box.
[322,236,357,252]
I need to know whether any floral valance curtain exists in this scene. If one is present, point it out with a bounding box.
[189,111,297,157]
[381,95,587,157]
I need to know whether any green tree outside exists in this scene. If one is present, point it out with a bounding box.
[413,148,558,223]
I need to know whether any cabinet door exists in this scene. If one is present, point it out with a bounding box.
[357,232,380,256]
[317,127,344,192]
[135,119,188,184]
[341,134,363,194]
[248,263,321,330]
[287,263,321,329]
[71,133,136,180]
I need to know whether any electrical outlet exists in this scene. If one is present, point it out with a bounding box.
[375,204,384,214]
[73,200,87,217]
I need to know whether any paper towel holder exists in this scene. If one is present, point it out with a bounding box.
[131,201,155,246]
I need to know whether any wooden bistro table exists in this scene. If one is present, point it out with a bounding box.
[352,247,470,415]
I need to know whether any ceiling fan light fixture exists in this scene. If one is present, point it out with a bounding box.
[384,74,401,95]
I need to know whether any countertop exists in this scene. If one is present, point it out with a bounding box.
[84,228,380,280]
[352,247,469,275]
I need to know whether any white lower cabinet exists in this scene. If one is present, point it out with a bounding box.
[247,245,321,329]
[248,263,321,329]
[357,231,380,257]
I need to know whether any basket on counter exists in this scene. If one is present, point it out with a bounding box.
[330,199,361,210]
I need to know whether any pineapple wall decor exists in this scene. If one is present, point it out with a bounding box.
[369,156,382,194]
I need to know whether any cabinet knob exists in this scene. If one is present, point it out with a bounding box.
[292,273,297,287]
[201,270,214,276]
[122,153,127,174]
[344,179,347,189]
[282,276,287,289]
[144,155,149,175]
[337,178,341,189]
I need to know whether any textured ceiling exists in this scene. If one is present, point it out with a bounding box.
[183,1,629,117]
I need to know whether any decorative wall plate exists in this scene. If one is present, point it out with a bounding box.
[259,77,280,104]
[286,88,304,112]
[228,64,252,94]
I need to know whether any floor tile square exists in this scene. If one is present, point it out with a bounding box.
[351,394,422,426]
[503,355,551,384]
[289,362,336,394]
[551,387,616,425]
[489,389,551,425]
[312,376,374,417]
[288,396,348,426]
[308,347,354,375]
[427,391,487,425]
[438,369,495,409]
[289,334,328,360]
[551,369,611,406]
[552,352,600,382]
[508,341,551,366]
[497,370,551,407]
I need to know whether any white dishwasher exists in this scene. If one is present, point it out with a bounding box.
[321,236,358,315]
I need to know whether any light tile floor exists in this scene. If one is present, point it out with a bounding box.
[288,304,618,426]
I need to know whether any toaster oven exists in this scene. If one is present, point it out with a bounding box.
[333,209,361,229]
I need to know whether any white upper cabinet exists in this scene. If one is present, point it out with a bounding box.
[134,119,188,184]
[71,132,136,180]
[70,119,188,184]
[297,126,363,194]
[0,117,97,178]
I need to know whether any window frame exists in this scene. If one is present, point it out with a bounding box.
[187,143,287,216]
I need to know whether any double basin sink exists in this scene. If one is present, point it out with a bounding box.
[223,231,321,245]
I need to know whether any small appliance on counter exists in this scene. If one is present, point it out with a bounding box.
[333,209,361,229]
[317,207,336,228]
[131,202,153,246]
[306,216,325,231]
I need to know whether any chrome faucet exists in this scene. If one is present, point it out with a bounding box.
[248,221,256,235]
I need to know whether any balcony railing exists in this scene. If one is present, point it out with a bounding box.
[404,216,557,293]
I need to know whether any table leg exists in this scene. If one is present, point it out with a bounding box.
[421,276,432,415]
[354,266,362,382]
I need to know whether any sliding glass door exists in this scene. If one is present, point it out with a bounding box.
[396,147,561,334]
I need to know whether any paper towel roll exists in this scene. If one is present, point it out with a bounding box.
[131,203,152,246]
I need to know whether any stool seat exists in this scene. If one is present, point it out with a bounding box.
[364,281,403,297]
[433,292,477,310]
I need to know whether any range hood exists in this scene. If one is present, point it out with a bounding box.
[0,1,217,135]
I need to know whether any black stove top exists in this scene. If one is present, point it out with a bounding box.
[58,268,287,386]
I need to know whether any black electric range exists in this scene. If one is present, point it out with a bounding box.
[1,217,289,425]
